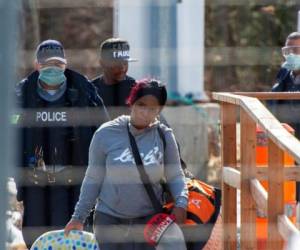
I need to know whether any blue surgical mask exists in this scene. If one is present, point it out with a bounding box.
[39,67,66,86]
[282,54,300,71]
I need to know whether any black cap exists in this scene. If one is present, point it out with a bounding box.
[36,39,67,64]
[100,38,137,62]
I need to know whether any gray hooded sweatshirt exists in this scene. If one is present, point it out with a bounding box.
[72,115,188,221]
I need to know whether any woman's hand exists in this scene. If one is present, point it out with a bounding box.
[171,207,187,224]
[64,219,84,236]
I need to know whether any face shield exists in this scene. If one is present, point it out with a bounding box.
[282,46,300,58]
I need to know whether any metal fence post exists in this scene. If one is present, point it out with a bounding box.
[298,10,300,32]
[0,0,20,248]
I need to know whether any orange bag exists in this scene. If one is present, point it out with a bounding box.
[164,178,221,250]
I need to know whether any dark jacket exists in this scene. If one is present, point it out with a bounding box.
[15,69,109,246]
[92,75,136,118]
[269,67,300,138]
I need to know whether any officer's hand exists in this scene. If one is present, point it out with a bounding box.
[171,207,187,225]
[64,219,84,236]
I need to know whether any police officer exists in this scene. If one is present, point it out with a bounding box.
[269,31,300,209]
[92,38,137,118]
[269,31,300,139]
[15,39,109,247]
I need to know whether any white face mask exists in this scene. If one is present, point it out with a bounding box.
[282,54,300,71]
[39,66,66,85]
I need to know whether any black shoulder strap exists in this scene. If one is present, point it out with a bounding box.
[127,124,163,213]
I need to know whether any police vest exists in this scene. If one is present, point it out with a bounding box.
[17,70,97,187]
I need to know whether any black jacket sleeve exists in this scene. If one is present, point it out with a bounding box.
[267,67,290,115]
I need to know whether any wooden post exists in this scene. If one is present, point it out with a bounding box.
[240,109,257,249]
[267,139,284,250]
[221,103,237,250]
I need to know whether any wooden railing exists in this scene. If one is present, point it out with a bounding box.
[212,92,300,250]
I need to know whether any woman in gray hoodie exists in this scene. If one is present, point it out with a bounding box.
[65,79,188,250]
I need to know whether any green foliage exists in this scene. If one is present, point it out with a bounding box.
[205,2,300,91]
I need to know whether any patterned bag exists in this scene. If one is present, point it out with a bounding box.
[30,229,99,250]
